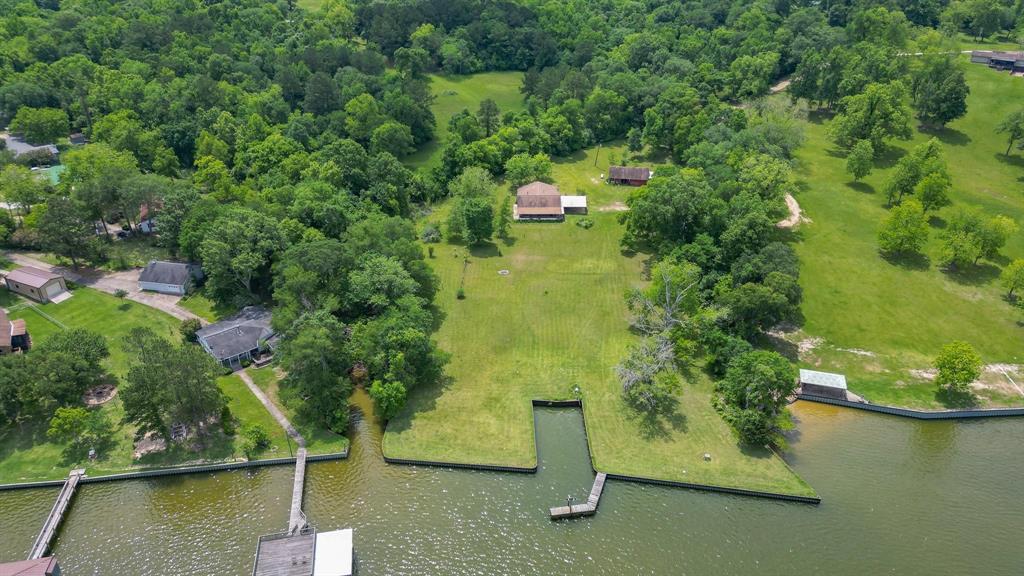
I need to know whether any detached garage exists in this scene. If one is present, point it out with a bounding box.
[4,266,68,303]
[138,261,200,295]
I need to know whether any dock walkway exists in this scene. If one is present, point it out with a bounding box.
[549,472,606,520]
[29,469,85,559]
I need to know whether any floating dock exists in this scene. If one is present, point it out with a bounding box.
[29,469,85,559]
[549,472,606,520]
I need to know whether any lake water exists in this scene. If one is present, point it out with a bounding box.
[2,391,1022,575]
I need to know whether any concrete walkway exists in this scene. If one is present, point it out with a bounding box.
[238,369,309,534]
[3,252,204,324]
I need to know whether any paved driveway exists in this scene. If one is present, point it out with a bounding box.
[3,252,205,324]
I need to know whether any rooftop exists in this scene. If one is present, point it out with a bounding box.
[195,306,274,361]
[313,529,353,576]
[561,195,588,208]
[609,165,652,180]
[5,266,63,289]
[0,557,60,576]
[799,369,848,390]
[516,181,558,196]
[139,260,196,286]
[1,134,58,158]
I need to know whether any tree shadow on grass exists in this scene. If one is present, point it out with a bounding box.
[943,262,1001,286]
[807,109,835,125]
[993,152,1024,169]
[928,215,947,229]
[881,250,931,271]
[848,181,875,194]
[921,126,971,147]
[469,242,500,258]
[935,388,979,409]
[381,375,455,436]
[634,406,687,441]
[874,145,908,169]
[499,235,517,248]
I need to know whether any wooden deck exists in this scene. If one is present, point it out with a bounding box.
[549,472,606,520]
[252,530,316,576]
[29,469,85,559]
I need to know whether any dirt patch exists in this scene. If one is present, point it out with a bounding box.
[977,364,1024,397]
[133,432,166,459]
[598,201,629,212]
[797,337,824,355]
[83,384,117,406]
[909,368,937,380]
[776,194,808,228]
[837,347,876,357]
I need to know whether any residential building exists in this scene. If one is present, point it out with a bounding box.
[138,261,200,295]
[195,306,275,367]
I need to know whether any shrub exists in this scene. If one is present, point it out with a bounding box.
[575,218,594,229]
[180,318,202,342]
[420,224,441,243]
[220,405,236,436]
[241,423,271,458]
[456,287,466,299]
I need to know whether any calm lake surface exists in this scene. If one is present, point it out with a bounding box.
[2,391,1023,575]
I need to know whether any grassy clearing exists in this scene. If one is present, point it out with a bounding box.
[384,143,814,496]
[405,71,526,168]
[790,60,1024,409]
[21,236,171,272]
[247,366,349,455]
[179,292,236,323]
[0,288,291,483]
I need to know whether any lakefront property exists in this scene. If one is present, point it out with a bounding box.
[2,1,1024,574]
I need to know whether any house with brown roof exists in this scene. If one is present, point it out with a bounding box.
[4,267,68,304]
[514,181,564,221]
[608,166,652,186]
[0,556,61,576]
[0,309,29,354]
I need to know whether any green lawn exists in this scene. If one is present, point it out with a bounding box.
[405,71,526,168]
[20,236,171,272]
[0,288,294,483]
[384,145,814,497]
[790,59,1024,409]
[179,292,236,323]
[247,366,349,455]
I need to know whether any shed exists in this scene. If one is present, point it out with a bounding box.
[313,529,353,576]
[970,50,1024,73]
[4,267,68,303]
[0,556,61,576]
[196,306,275,367]
[515,181,563,221]
[138,261,199,295]
[561,195,588,215]
[799,369,848,400]
[608,166,652,186]
[0,309,29,354]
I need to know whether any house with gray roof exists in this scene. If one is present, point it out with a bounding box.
[138,261,201,295]
[195,306,275,367]
[1,133,58,163]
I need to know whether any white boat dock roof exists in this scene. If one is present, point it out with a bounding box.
[799,369,847,390]
[313,529,353,576]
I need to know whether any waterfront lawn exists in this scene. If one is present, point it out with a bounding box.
[791,60,1024,409]
[384,146,815,497]
[0,289,294,483]
[247,366,350,455]
[404,71,526,168]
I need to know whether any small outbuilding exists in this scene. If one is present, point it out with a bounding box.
[138,260,200,295]
[561,195,588,215]
[608,166,652,186]
[0,309,30,354]
[196,306,275,368]
[515,181,564,221]
[4,266,68,304]
[970,50,1024,73]
[799,369,848,400]
[313,529,353,576]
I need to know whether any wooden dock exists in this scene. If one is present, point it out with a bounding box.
[29,469,85,559]
[549,472,606,520]
[288,447,307,534]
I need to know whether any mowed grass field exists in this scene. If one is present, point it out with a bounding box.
[385,144,814,497]
[0,288,291,482]
[404,71,525,168]
[247,366,349,455]
[792,60,1024,408]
